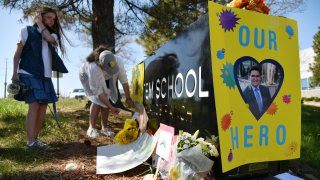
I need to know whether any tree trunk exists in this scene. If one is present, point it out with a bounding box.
[92,0,115,51]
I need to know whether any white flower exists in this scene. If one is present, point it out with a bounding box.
[175,130,219,158]
[196,137,205,142]
[183,144,189,149]
[206,135,219,147]
[210,145,219,157]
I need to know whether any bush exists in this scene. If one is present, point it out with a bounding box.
[314,97,320,102]
[304,97,315,101]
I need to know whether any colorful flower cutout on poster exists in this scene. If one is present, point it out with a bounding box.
[220,62,236,89]
[217,48,226,60]
[284,141,299,157]
[282,94,291,104]
[286,25,294,39]
[228,149,233,162]
[221,113,232,131]
[267,102,278,115]
[218,9,240,32]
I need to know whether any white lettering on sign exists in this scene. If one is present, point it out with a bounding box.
[144,66,209,99]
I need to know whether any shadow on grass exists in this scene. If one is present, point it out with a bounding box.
[0,127,24,138]
[0,171,63,180]
[0,162,151,180]
[1,114,25,124]
[0,142,96,164]
[0,107,130,163]
[301,105,320,121]
[0,100,138,178]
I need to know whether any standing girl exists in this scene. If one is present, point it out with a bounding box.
[11,7,69,149]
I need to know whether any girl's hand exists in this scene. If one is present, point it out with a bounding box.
[33,12,43,26]
[11,72,20,82]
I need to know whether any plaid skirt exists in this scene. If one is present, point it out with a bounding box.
[19,73,58,105]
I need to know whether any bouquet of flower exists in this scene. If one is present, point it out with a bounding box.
[168,130,219,179]
[227,0,270,14]
[176,130,219,158]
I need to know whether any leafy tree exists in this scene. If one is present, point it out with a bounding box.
[138,0,306,55]
[310,26,320,85]
[137,0,222,56]
[2,0,305,56]
[1,0,149,53]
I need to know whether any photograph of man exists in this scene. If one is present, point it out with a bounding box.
[243,66,272,119]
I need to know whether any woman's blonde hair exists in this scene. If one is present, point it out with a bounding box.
[86,45,110,63]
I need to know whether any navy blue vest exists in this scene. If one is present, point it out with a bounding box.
[19,26,68,79]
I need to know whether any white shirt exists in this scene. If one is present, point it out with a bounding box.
[18,26,58,78]
[79,61,110,108]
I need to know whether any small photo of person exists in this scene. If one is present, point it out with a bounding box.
[235,59,283,119]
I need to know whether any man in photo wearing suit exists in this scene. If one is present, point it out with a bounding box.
[243,66,272,119]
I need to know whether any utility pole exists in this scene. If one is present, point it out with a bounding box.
[4,58,7,98]
[57,72,60,99]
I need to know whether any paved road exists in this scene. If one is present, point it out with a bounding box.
[303,101,320,107]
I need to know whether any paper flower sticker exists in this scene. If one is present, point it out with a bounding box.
[267,102,278,115]
[219,9,240,32]
[286,25,294,39]
[217,48,225,60]
[228,149,233,162]
[221,113,232,131]
[220,62,236,89]
[284,141,298,157]
[283,95,291,104]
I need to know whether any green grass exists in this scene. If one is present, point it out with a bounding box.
[0,98,89,176]
[0,98,319,177]
[300,105,320,169]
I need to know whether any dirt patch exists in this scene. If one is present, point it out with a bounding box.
[44,110,151,179]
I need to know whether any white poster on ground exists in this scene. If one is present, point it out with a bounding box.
[96,132,157,174]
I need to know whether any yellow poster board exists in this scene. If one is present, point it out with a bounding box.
[208,2,301,172]
[131,62,145,106]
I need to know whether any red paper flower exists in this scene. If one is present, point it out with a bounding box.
[221,113,232,131]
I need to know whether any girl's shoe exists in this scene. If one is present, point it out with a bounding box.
[27,140,49,150]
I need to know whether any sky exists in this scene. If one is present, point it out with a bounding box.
[0,7,146,98]
[0,0,319,98]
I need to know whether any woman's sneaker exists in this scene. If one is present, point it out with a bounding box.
[86,128,100,138]
[27,140,49,150]
[101,128,115,137]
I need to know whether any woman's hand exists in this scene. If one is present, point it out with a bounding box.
[125,97,135,108]
[110,107,120,115]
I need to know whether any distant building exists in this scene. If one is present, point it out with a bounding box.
[300,48,320,97]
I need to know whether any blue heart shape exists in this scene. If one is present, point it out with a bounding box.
[234,56,284,120]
